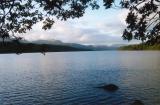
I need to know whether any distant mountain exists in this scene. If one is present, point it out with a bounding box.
[0,41,91,54]
[29,39,122,50]
[30,39,63,45]
[0,39,127,53]
[86,45,117,50]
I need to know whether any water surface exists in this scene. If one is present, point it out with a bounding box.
[0,51,160,105]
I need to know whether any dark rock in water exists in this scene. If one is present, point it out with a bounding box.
[97,84,119,92]
[131,100,144,105]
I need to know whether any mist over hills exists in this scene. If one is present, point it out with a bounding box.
[0,39,125,54]
[29,39,123,50]
[31,39,63,45]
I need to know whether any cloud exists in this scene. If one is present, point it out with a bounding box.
[19,8,139,45]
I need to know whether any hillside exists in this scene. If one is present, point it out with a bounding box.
[119,44,160,50]
[30,40,119,50]
[0,39,122,54]
[0,42,92,54]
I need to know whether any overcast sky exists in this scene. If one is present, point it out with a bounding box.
[20,3,139,45]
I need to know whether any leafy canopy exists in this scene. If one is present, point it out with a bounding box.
[120,0,160,44]
[0,0,99,41]
[0,0,160,44]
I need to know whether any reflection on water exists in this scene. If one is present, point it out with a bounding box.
[0,51,160,105]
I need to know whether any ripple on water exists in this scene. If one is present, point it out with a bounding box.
[0,51,160,105]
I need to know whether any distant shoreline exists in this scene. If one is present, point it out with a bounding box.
[119,44,160,51]
[0,42,160,55]
[0,50,93,54]
[0,41,119,54]
[0,42,92,54]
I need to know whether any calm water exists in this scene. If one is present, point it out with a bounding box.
[0,51,160,105]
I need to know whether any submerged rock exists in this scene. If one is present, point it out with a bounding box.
[131,100,144,105]
[97,84,119,92]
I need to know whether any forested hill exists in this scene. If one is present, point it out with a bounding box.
[119,44,160,50]
[0,42,92,54]
[0,39,121,54]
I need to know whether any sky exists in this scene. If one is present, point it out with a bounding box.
[20,1,139,45]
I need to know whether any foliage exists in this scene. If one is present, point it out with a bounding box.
[0,0,99,41]
[120,0,160,44]
[0,0,160,44]
[119,44,160,50]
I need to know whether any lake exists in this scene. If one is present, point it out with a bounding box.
[0,51,160,105]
